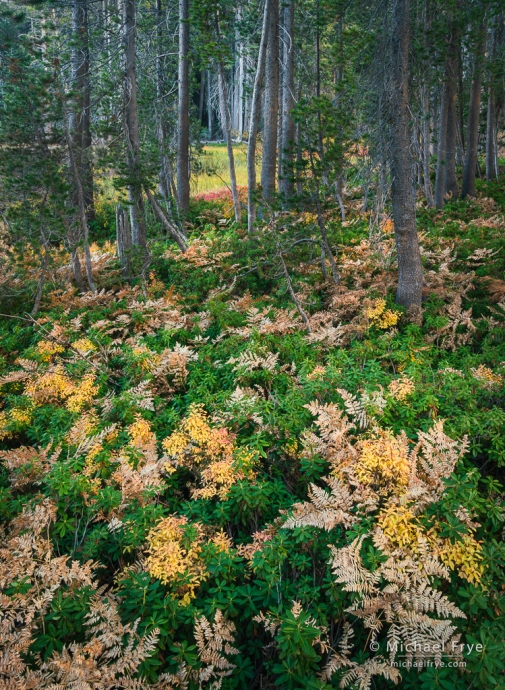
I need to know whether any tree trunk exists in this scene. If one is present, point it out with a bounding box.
[144,188,188,252]
[116,204,132,278]
[217,60,242,223]
[207,70,214,140]
[486,90,497,181]
[261,0,279,202]
[124,0,147,247]
[445,77,459,198]
[71,0,94,221]
[462,24,486,198]
[422,87,434,206]
[444,28,459,200]
[156,0,172,205]
[434,80,449,208]
[237,48,244,141]
[199,71,205,123]
[389,0,423,317]
[247,0,271,233]
[486,27,497,182]
[177,0,190,214]
[60,90,96,292]
[279,0,295,201]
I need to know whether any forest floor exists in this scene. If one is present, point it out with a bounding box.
[1,175,505,688]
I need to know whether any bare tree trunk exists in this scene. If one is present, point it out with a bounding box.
[247,0,271,233]
[445,78,459,198]
[62,216,86,292]
[116,204,132,278]
[422,87,434,206]
[124,0,147,247]
[207,70,214,140]
[279,0,295,201]
[237,43,244,141]
[261,0,279,201]
[156,0,172,205]
[60,91,96,292]
[144,188,188,252]
[80,0,94,222]
[389,0,423,316]
[434,81,449,208]
[217,60,242,223]
[32,244,50,318]
[199,71,205,123]
[486,91,497,181]
[444,28,459,200]
[462,23,486,198]
[486,27,498,182]
[177,0,190,214]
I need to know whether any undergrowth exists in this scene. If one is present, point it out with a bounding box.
[0,185,504,689]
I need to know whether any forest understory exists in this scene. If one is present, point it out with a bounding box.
[1,168,505,689]
[1,0,505,687]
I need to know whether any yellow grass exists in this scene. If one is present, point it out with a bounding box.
[191,143,260,196]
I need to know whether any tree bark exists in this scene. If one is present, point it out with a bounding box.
[247,0,271,233]
[207,70,214,140]
[389,0,423,316]
[261,0,279,202]
[422,87,434,206]
[156,0,172,205]
[124,0,147,247]
[116,204,132,278]
[145,188,188,252]
[279,0,295,201]
[217,60,242,223]
[445,76,459,198]
[462,24,486,198]
[443,27,459,201]
[71,0,95,221]
[434,80,449,208]
[60,91,96,292]
[486,27,498,182]
[177,0,190,214]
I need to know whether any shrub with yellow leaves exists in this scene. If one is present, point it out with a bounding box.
[36,339,65,361]
[377,504,424,552]
[355,429,411,494]
[145,516,208,605]
[437,534,485,585]
[388,374,415,401]
[72,338,96,354]
[364,299,399,329]
[162,404,256,499]
[471,364,503,388]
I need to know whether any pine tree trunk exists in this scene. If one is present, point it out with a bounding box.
[237,49,244,141]
[247,0,271,234]
[462,24,486,198]
[116,204,132,278]
[434,81,449,208]
[445,79,459,198]
[217,60,242,223]
[261,0,279,202]
[486,91,497,181]
[80,0,94,222]
[124,0,147,247]
[177,0,190,214]
[422,87,434,206]
[389,0,423,317]
[207,70,214,140]
[486,27,497,182]
[156,0,172,205]
[279,0,295,201]
[199,71,205,123]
